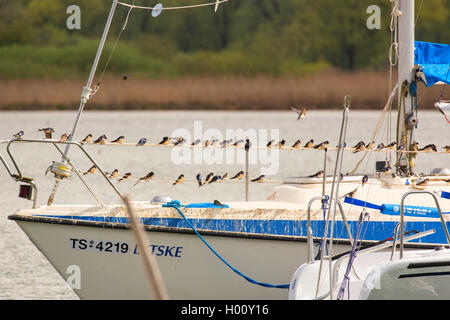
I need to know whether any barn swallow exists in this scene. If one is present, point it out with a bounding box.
[81,134,93,143]
[353,143,366,153]
[196,173,203,187]
[335,142,347,148]
[118,172,132,183]
[210,139,219,147]
[111,136,125,144]
[414,65,428,86]
[221,173,229,181]
[290,106,306,120]
[59,133,68,143]
[213,200,226,208]
[314,141,329,150]
[231,171,244,180]
[419,144,437,152]
[172,174,184,185]
[386,142,397,149]
[366,141,375,150]
[444,145,450,153]
[376,143,385,150]
[397,144,406,151]
[38,128,55,139]
[291,140,302,149]
[108,169,119,179]
[205,172,214,184]
[137,138,147,146]
[191,139,201,146]
[158,136,170,145]
[276,139,286,148]
[411,141,420,158]
[94,135,107,144]
[266,140,275,148]
[83,165,96,175]
[362,174,368,187]
[132,171,154,187]
[303,139,314,149]
[221,139,233,148]
[251,175,265,183]
[204,140,211,148]
[343,187,358,199]
[308,170,324,178]
[209,175,222,184]
[174,137,185,146]
[13,131,24,139]
[244,139,252,151]
[233,139,245,148]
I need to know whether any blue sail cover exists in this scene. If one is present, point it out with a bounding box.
[414,41,450,87]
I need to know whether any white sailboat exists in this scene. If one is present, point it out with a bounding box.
[3,0,450,300]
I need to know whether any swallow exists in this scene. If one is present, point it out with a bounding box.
[196,173,203,187]
[204,140,211,148]
[444,145,450,153]
[221,139,233,148]
[209,175,222,184]
[376,143,385,150]
[366,141,375,150]
[108,169,119,179]
[415,178,429,186]
[132,171,154,187]
[290,106,306,120]
[343,187,358,199]
[233,139,245,148]
[59,133,68,143]
[210,139,220,147]
[137,138,147,146]
[111,136,125,144]
[172,174,184,185]
[81,134,93,143]
[411,141,420,158]
[38,128,55,139]
[244,139,251,151]
[276,139,286,149]
[266,140,275,148]
[205,172,214,184]
[335,142,347,148]
[381,165,392,174]
[231,171,244,180]
[314,141,329,150]
[362,174,368,187]
[83,165,96,175]
[386,142,397,149]
[94,134,107,144]
[118,172,132,183]
[221,173,229,181]
[13,131,24,139]
[174,137,185,146]
[291,140,302,149]
[419,144,437,152]
[308,170,324,178]
[352,141,365,149]
[158,136,170,145]
[303,139,314,149]
[397,144,406,151]
[251,175,265,183]
[213,200,226,208]
[414,64,427,86]
[191,139,201,146]
[353,143,366,153]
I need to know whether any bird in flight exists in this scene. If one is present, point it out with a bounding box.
[290,106,307,120]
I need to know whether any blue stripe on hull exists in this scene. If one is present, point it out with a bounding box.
[36,214,450,245]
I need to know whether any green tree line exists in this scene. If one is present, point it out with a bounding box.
[0,0,448,78]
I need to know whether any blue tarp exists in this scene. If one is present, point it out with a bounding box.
[415,41,450,87]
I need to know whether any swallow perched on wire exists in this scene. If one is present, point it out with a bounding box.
[174,137,185,146]
[352,141,365,152]
[83,165,96,175]
[366,141,375,150]
[303,139,314,149]
[419,144,437,152]
[196,173,203,187]
[38,128,55,139]
[376,143,385,151]
[221,173,229,181]
[411,141,420,158]
[362,174,368,187]
[343,187,358,199]
[266,140,275,148]
[111,136,125,144]
[244,139,251,151]
[213,200,226,208]
[158,136,170,145]
[137,138,147,146]
[204,140,211,148]
[205,172,214,184]
[81,134,93,143]
[118,172,132,183]
[191,139,201,146]
[386,142,397,150]
[209,175,222,184]
[94,134,107,144]
[221,139,233,148]
[210,139,219,147]
[172,174,184,185]
[314,141,329,150]
[291,140,302,149]
[13,130,24,139]
[290,106,306,120]
[414,64,428,86]
[251,175,265,183]
[444,145,450,153]
[276,139,286,149]
[397,144,406,151]
[231,171,244,180]
[233,139,245,148]
[108,169,119,179]
[133,171,154,187]
[59,133,68,143]
[308,170,324,178]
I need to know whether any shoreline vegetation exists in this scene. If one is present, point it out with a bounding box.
[0,71,443,111]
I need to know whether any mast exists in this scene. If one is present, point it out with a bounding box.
[396,0,415,175]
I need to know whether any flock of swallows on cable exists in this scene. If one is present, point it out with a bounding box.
[11,129,450,154]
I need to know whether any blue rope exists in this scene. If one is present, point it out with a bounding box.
[163,200,290,289]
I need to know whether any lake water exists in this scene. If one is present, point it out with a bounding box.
[0,110,448,299]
